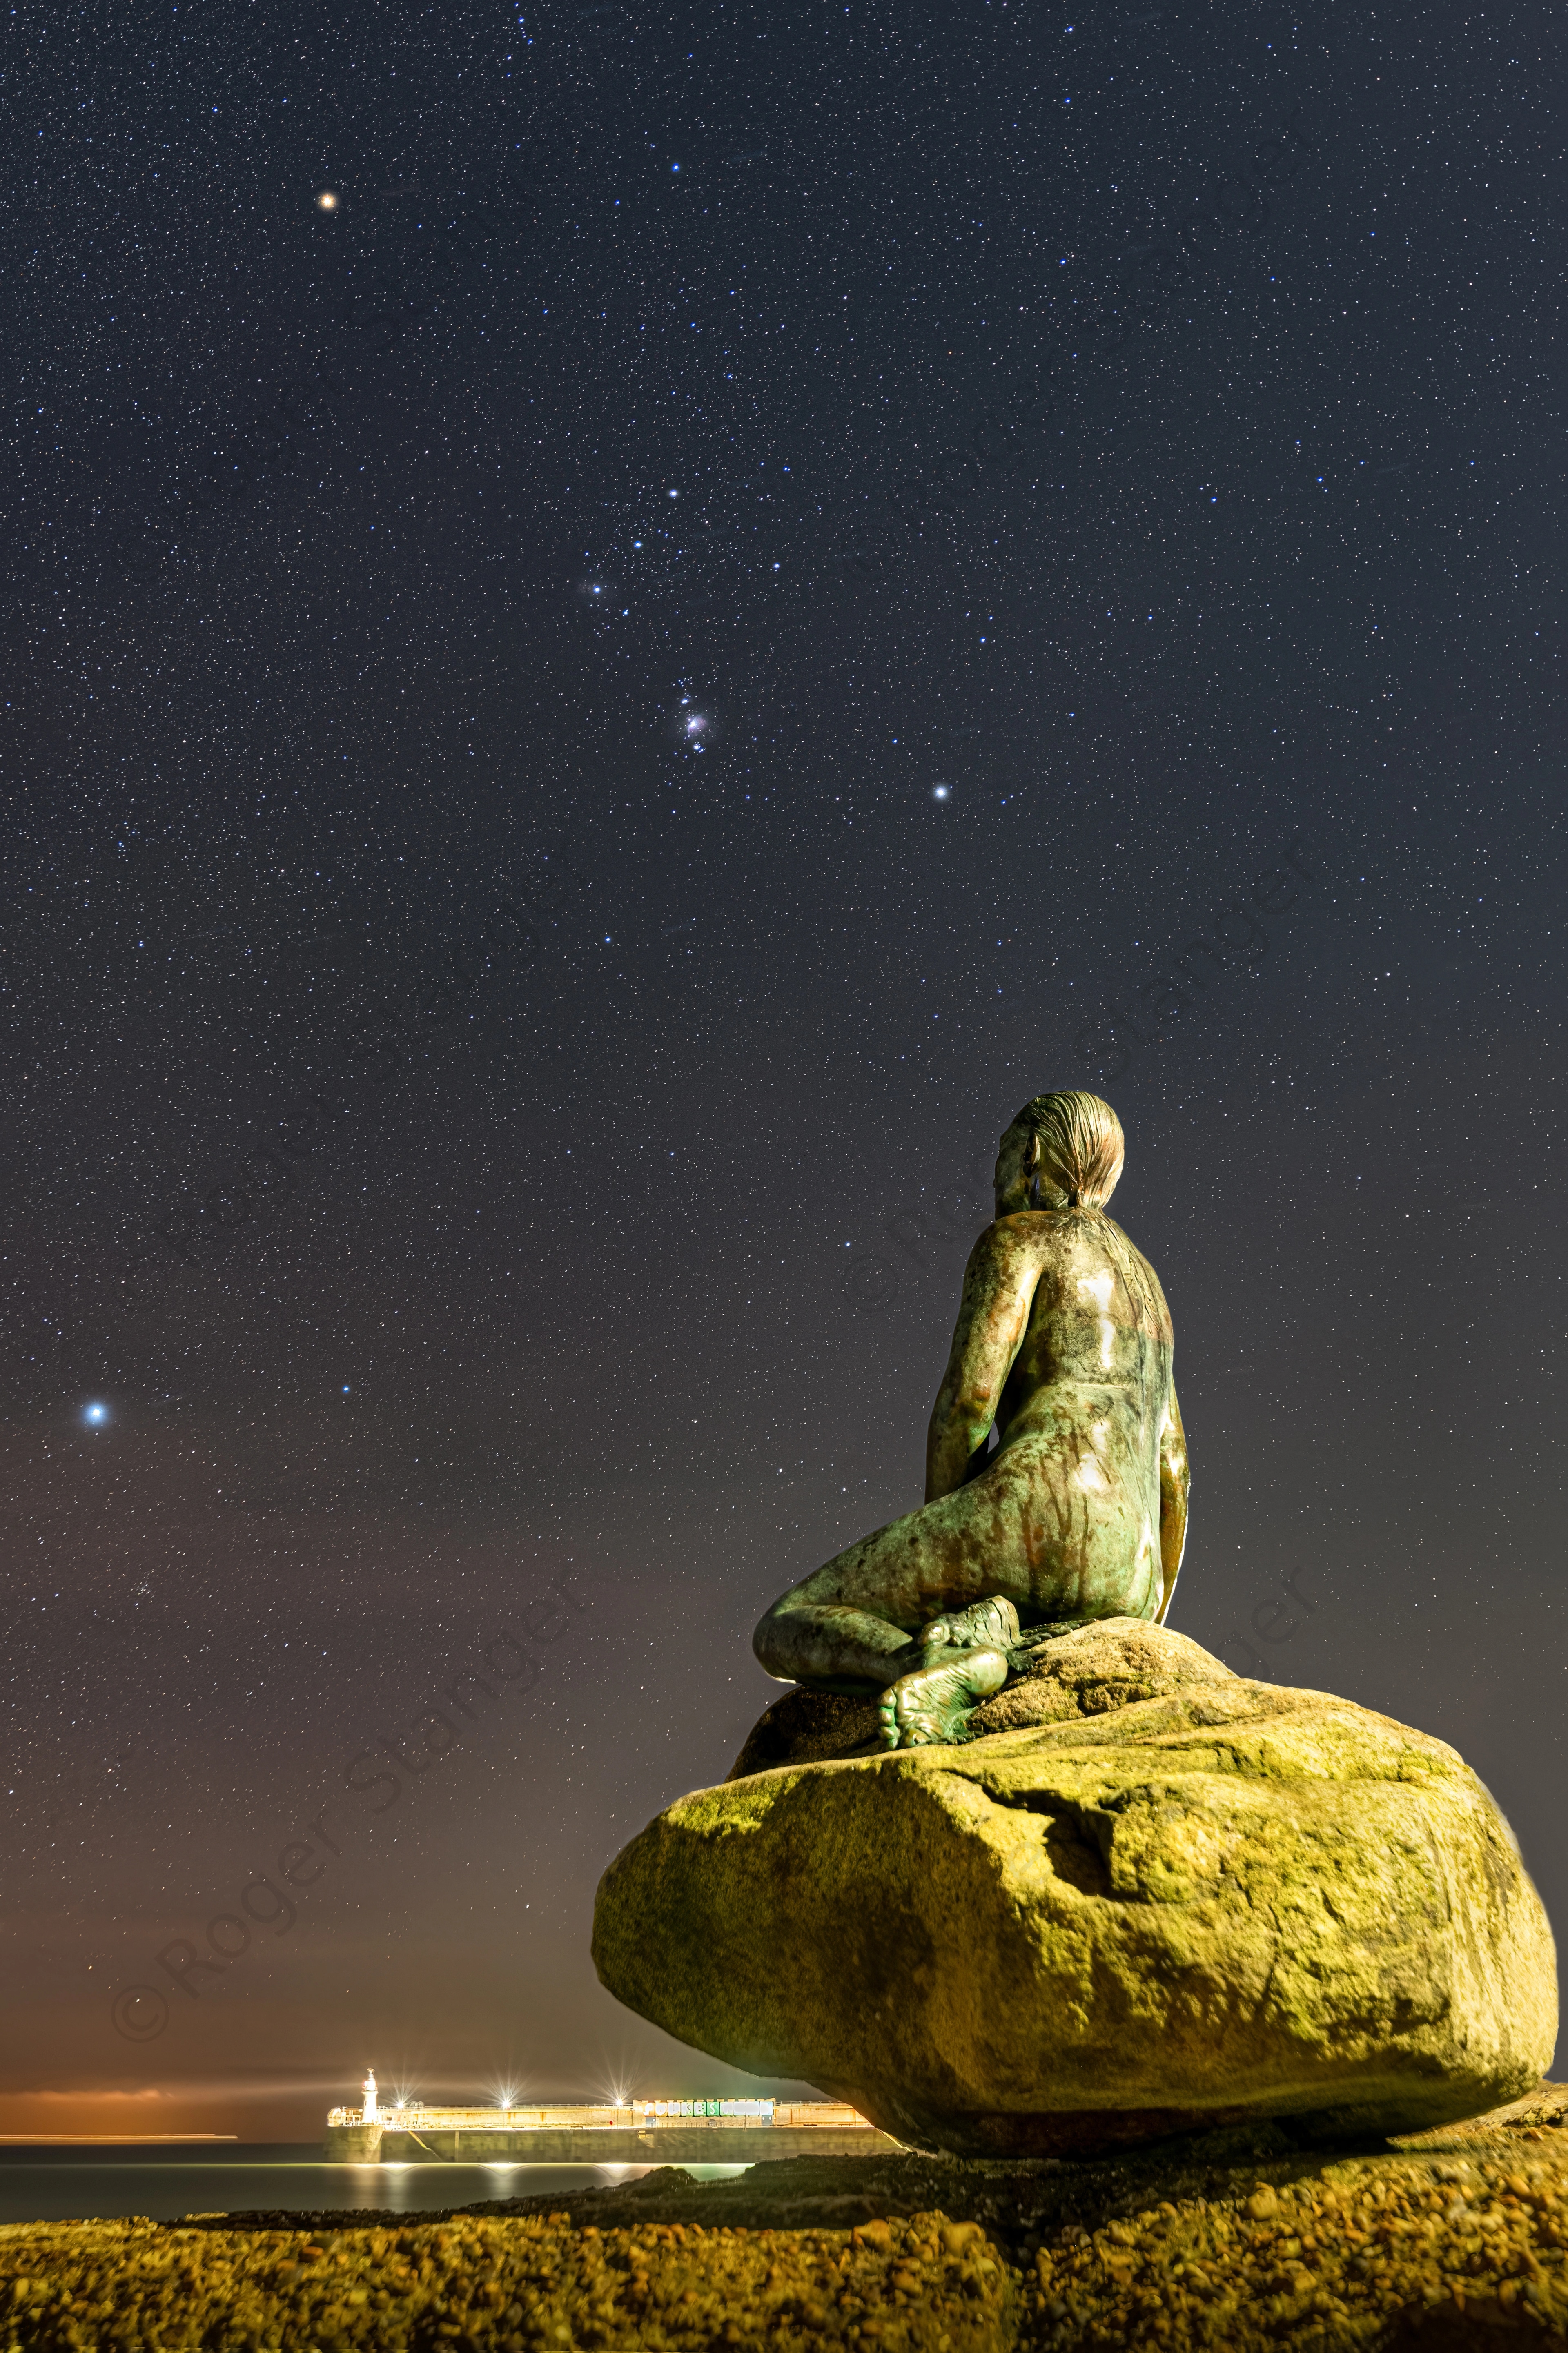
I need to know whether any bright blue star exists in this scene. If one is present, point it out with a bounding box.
[83,1401,110,1426]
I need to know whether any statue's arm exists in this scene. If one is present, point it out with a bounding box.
[924,1219,1040,1503]
[1156,1379,1190,1624]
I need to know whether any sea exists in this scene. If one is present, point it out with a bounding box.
[0,2146,750,2228]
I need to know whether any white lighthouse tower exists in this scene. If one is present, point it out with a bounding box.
[362,2068,379,2123]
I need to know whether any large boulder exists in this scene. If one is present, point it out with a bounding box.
[592,1620,1557,2156]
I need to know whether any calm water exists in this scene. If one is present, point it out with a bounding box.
[0,2146,750,2226]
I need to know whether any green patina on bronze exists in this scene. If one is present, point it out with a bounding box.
[753,1092,1190,1749]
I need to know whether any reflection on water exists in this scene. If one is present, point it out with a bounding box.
[0,2145,751,2227]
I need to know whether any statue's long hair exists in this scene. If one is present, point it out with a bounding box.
[1006,1091,1167,1339]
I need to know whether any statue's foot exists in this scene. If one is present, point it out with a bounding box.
[918,1594,1022,1656]
[878,1646,1010,1750]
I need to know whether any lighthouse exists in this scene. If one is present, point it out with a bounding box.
[362,2068,379,2123]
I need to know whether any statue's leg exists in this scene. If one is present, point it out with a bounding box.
[753,1598,922,1692]
[754,1434,1127,1694]
[753,1593,1023,1698]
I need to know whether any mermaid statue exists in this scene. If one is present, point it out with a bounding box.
[753,1091,1189,1749]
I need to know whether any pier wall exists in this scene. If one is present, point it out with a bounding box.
[323,2122,899,2164]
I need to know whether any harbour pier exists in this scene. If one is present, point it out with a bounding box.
[323,2099,900,2164]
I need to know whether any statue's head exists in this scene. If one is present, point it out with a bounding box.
[995,1091,1125,1217]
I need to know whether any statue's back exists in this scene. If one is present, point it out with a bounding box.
[1000,1208,1174,1423]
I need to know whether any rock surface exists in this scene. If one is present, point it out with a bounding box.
[0,2206,1015,2353]
[594,1620,1557,2157]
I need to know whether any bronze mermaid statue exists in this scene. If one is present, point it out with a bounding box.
[753,1091,1189,1748]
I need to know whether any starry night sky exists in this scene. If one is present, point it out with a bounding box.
[4,0,1565,2137]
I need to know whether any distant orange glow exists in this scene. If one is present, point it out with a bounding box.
[0,2088,183,2140]
[316,189,339,212]
[0,2089,247,2141]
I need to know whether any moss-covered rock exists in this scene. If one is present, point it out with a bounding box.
[594,1624,1557,2157]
